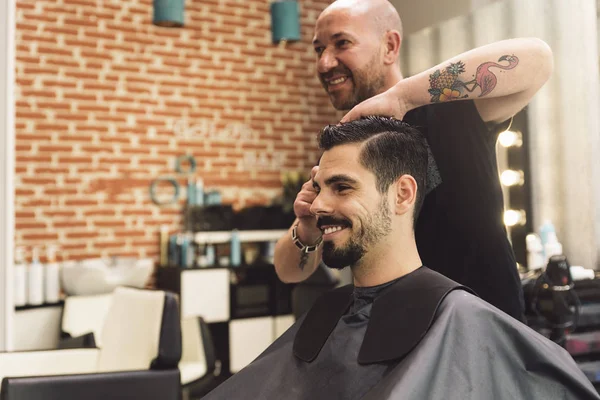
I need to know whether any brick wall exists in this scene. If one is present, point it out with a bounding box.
[14,0,338,261]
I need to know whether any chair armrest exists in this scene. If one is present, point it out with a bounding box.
[58,332,97,349]
[0,349,99,383]
[1,369,181,400]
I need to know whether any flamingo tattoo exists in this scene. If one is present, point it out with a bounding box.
[428,55,519,103]
[460,55,520,97]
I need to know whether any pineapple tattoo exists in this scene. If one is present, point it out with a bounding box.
[428,61,469,103]
[428,55,520,103]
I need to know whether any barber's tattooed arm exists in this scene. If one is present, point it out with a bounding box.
[340,38,553,125]
[428,56,519,103]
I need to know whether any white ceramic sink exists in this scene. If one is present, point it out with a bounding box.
[60,258,154,296]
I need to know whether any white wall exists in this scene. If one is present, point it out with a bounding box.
[391,0,499,35]
[0,0,16,351]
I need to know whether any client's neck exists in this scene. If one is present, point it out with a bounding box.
[351,234,422,288]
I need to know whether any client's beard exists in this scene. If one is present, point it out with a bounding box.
[321,199,392,270]
[322,238,364,270]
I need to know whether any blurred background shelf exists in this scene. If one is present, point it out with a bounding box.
[194,230,287,245]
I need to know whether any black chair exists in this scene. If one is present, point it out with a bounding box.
[0,287,182,400]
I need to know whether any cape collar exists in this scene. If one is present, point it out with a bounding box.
[293,267,473,364]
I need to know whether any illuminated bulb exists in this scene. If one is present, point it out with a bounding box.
[498,130,523,147]
[504,209,526,227]
[500,170,524,186]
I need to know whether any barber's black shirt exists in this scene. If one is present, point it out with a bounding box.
[404,100,524,320]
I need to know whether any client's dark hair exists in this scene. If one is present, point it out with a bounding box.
[318,116,428,223]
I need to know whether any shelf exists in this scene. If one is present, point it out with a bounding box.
[194,229,287,244]
[15,301,64,312]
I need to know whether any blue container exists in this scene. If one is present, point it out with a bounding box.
[153,0,184,27]
[270,1,300,43]
[230,230,241,267]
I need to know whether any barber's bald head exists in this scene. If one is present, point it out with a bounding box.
[320,0,403,39]
[313,0,404,110]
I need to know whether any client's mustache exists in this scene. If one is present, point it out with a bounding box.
[316,216,352,229]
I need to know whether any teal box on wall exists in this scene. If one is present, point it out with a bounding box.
[153,0,185,27]
[270,1,301,43]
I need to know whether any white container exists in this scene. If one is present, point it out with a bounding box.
[526,233,545,271]
[27,247,44,306]
[14,246,27,307]
[544,231,563,265]
[44,245,60,303]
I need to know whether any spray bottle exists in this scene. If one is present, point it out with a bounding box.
[14,246,27,307]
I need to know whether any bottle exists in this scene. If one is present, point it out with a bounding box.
[187,177,196,207]
[544,231,563,265]
[180,234,189,268]
[526,233,545,271]
[27,247,44,306]
[14,246,27,307]
[160,225,169,267]
[44,245,60,304]
[206,244,215,266]
[539,220,556,259]
[230,230,241,267]
[195,178,204,206]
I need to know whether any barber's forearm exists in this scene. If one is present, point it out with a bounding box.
[274,223,322,283]
[399,38,553,111]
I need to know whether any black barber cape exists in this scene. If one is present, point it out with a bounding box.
[204,267,599,399]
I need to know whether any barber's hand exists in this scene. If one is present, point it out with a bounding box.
[340,86,409,123]
[293,166,322,243]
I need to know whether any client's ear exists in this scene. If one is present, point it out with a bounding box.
[394,175,417,216]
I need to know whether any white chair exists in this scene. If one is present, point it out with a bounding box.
[59,293,113,348]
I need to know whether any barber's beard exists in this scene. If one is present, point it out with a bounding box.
[323,54,387,111]
[322,198,392,270]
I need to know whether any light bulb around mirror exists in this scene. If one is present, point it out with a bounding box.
[500,169,524,186]
[504,209,526,227]
[498,130,523,147]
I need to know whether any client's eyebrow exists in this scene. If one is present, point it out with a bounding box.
[313,174,359,190]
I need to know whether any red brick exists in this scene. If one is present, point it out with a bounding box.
[41,210,75,219]
[85,210,116,217]
[43,80,79,89]
[15,188,36,196]
[60,243,88,251]
[44,26,79,36]
[64,38,98,49]
[54,220,87,229]
[64,199,100,208]
[65,231,96,239]
[23,233,60,241]
[94,220,127,228]
[115,230,146,238]
[94,241,124,249]
[38,101,71,111]
[45,188,79,196]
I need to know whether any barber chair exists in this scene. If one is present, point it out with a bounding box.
[180,317,221,399]
[0,287,182,400]
[56,291,220,398]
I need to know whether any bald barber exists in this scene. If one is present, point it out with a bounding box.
[274,0,553,320]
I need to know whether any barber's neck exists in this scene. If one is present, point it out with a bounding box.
[382,66,403,92]
[351,233,421,288]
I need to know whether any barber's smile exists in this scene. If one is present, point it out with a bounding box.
[325,75,351,91]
